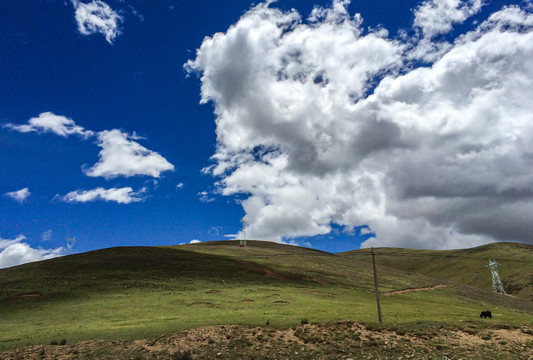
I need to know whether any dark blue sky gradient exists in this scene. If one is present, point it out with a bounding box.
[0,0,517,255]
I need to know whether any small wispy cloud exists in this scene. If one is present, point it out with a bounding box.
[198,191,215,203]
[284,239,312,248]
[72,0,124,44]
[42,229,53,242]
[3,112,94,139]
[128,5,144,22]
[4,188,31,204]
[209,226,222,236]
[59,187,146,204]
[179,239,201,245]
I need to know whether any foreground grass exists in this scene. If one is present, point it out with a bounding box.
[1,241,532,352]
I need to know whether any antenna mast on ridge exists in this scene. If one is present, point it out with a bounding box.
[487,259,506,294]
[66,236,76,253]
[240,217,248,247]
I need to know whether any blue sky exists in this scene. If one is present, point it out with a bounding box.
[1,0,532,267]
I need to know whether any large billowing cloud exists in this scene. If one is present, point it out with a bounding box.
[187,0,533,249]
[0,235,64,269]
[72,0,123,44]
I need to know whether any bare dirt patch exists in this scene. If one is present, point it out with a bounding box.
[456,330,486,347]
[263,268,288,281]
[311,291,335,296]
[187,301,215,307]
[4,293,42,303]
[16,293,42,298]
[234,260,289,281]
[2,321,531,360]
[492,328,533,343]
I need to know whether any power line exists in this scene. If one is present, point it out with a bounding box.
[371,247,382,324]
[219,251,533,263]
[340,252,533,263]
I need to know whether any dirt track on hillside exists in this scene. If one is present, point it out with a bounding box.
[383,284,448,295]
[3,321,532,360]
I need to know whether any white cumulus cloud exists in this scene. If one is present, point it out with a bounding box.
[59,186,146,204]
[410,0,484,61]
[414,0,483,39]
[3,112,94,138]
[4,113,174,180]
[72,0,123,44]
[4,188,31,204]
[0,235,65,269]
[84,129,175,179]
[187,0,533,249]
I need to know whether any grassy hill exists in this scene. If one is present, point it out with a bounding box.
[338,242,533,301]
[1,240,532,352]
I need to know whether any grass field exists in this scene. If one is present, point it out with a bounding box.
[1,240,532,353]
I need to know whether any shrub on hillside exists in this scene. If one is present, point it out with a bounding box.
[50,339,67,346]
[172,349,193,360]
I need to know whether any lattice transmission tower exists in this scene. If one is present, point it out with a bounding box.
[487,259,506,294]
[240,217,248,247]
[66,236,76,253]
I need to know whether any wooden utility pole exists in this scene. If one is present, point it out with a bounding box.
[371,247,383,324]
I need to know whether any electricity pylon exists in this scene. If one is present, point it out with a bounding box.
[240,217,248,247]
[487,259,506,294]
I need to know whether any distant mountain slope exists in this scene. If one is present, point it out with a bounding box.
[173,240,438,291]
[0,240,434,299]
[338,242,533,301]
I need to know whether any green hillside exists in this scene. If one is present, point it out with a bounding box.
[1,240,531,352]
[338,242,533,301]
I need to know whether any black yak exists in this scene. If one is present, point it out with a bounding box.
[480,310,492,319]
